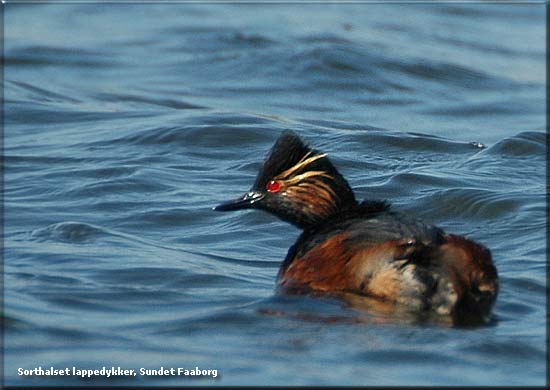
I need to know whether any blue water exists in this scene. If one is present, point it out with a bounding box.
[3,3,547,387]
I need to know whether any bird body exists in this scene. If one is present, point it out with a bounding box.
[215,131,498,320]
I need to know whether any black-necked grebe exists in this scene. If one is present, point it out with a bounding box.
[215,131,498,319]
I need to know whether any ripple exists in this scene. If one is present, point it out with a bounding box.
[66,166,139,180]
[497,301,536,316]
[383,59,510,89]
[411,188,522,220]
[3,313,33,333]
[298,33,353,45]
[111,123,269,149]
[355,348,466,366]
[486,131,546,157]
[67,177,171,197]
[4,154,93,166]
[31,222,108,244]
[226,31,277,47]
[5,45,118,68]
[385,172,469,192]
[41,325,93,341]
[94,92,205,110]
[290,44,379,77]
[154,309,264,336]
[354,131,483,154]
[422,100,528,117]
[5,101,148,125]
[505,276,547,295]
[9,80,82,104]
[197,250,281,270]
[89,266,250,291]
[40,290,183,312]
[460,340,546,361]
[165,26,277,50]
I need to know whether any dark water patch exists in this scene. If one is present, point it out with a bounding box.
[41,325,93,341]
[166,25,277,49]
[73,200,151,216]
[88,267,256,293]
[9,80,82,104]
[275,100,342,113]
[194,250,281,270]
[433,3,544,21]
[503,276,547,296]
[5,102,150,125]
[41,289,184,313]
[27,224,197,262]
[439,34,539,58]
[354,131,484,155]
[164,25,233,35]
[226,31,277,48]
[168,163,219,173]
[3,313,34,333]
[485,131,546,157]
[8,166,144,191]
[95,92,205,110]
[180,125,268,147]
[409,188,522,221]
[31,222,109,244]
[384,59,511,90]
[460,340,546,361]
[191,112,276,126]
[6,271,36,281]
[5,45,118,68]
[384,172,470,193]
[89,266,190,286]
[290,44,380,77]
[298,118,383,132]
[31,273,83,287]
[154,309,263,336]
[202,83,294,95]
[110,123,269,151]
[130,207,211,228]
[353,96,420,106]
[433,4,486,18]
[497,300,537,317]
[460,156,544,183]
[66,165,139,180]
[4,154,99,167]
[298,33,353,45]
[423,100,530,117]
[168,273,255,289]
[110,37,162,48]
[67,177,172,198]
[355,348,466,367]
[496,280,543,319]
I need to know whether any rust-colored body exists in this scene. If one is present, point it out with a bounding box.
[279,225,497,316]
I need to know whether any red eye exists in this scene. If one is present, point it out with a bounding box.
[266,180,281,193]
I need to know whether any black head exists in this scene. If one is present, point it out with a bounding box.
[214,131,357,229]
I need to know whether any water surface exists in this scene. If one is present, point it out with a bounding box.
[3,3,547,386]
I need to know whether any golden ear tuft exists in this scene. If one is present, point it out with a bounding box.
[275,152,328,181]
[270,151,340,218]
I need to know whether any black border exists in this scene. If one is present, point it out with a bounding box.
[1,1,5,389]
[545,1,549,388]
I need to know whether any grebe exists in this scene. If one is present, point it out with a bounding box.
[215,131,498,319]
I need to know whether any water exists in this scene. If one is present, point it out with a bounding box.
[3,3,547,387]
